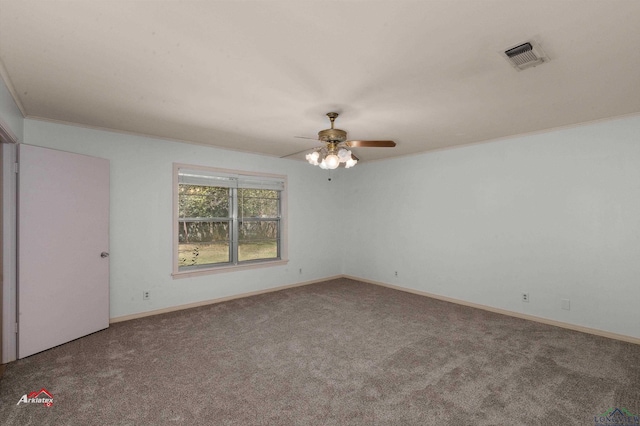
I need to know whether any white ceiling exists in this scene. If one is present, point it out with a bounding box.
[1,1,640,162]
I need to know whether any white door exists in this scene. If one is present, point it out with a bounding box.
[18,144,109,358]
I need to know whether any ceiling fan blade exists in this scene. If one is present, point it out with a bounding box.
[294,136,319,141]
[344,140,396,148]
[280,146,323,158]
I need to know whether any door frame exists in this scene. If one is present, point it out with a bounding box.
[1,140,3,366]
[1,121,19,364]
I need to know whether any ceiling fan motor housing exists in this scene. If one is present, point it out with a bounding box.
[318,128,347,143]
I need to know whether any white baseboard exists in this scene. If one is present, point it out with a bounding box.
[344,275,640,346]
[109,275,342,324]
[110,274,639,346]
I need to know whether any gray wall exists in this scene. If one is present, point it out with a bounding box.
[23,119,344,320]
[0,74,23,143]
[342,115,640,339]
[1,75,21,361]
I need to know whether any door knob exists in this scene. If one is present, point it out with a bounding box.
[101,252,110,258]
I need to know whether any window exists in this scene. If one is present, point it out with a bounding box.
[173,164,287,277]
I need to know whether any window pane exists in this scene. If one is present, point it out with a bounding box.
[239,189,280,218]
[238,220,279,262]
[238,240,279,262]
[239,220,279,240]
[179,185,230,218]
[239,188,279,199]
[178,221,230,267]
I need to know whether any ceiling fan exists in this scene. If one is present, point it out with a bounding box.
[285,112,396,169]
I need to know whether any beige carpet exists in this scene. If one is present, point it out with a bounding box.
[1,278,638,425]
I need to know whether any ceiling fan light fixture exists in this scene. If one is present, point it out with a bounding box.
[325,153,340,169]
[338,148,351,162]
[305,151,320,165]
[345,157,358,168]
[294,112,395,170]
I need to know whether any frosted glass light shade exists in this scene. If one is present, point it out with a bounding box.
[345,157,358,168]
[325,154,340,169]
[306,151,320,165]
[338,148,351,162]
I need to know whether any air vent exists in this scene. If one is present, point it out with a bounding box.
[502,40,548,71]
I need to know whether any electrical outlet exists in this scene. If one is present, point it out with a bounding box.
[143,290,150,300]
[561,299,570,311]
[522,292,529,303]
[299,268,302,275]
[394,271,398,277]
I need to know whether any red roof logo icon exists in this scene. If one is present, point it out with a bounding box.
[27,388,53,399]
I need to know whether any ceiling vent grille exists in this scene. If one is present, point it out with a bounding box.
[502,41,548,71]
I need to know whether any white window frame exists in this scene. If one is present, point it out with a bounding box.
[172,163,288,278]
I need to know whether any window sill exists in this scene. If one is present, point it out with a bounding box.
[172,259,289,279]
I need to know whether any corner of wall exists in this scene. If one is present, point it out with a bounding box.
[2,143,18,363]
